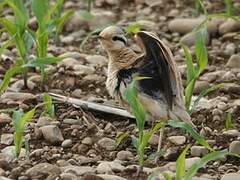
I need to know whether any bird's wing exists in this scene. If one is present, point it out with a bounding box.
[135,31,180,109]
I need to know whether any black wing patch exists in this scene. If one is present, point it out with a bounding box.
[136,32,174,109]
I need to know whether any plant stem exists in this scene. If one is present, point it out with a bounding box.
[87,0,91,12]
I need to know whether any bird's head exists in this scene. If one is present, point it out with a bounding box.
[98,26,127,52]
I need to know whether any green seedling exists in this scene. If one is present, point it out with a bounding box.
[124,77,165,172]
[12,108,36,157]
[182,27,208,112]
[225,112,234,130]
[42,93,55,118]
[148,146,228,180]
[224,0,234,17]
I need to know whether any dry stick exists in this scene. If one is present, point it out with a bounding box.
[49,93,135,119]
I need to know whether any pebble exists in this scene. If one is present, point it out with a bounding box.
[149,134,159,146]
[36,116,51,127]
[97,161,125,173]
[82,137,93,146]
[58,57,80,68]
[0,177,12,180]
[61,165,95,176]
[73,65,95,75]
[193,81,210,94]
[60,172,78,180]
[224,43,236,56]
[0,92,35,102]
[98,137,116,151]
[97,174,127,180]
[229,141,240,154]
[85,55,107,67]
[164,147,179,160]
[26,163,61,177]
[1,146,26,162]
[223,130,240,137]
[226,54,240,69]
[10,79,36,91]
[221,71,237,82]
[168,136,186,145]
[0,113,11,125]
[62,139,73,148]
[181,31,210,47]
[116,150,134,161]
[0,134,13,145]
[191,146,209,157]
[0,168,5,176]
[40,125,64,144]
[221,173,240,180]
[145,0,162,7]
[219,19,240,35]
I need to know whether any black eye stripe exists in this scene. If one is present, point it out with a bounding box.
[112,36,126,45]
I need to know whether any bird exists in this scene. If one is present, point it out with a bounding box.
[98,26,195,157]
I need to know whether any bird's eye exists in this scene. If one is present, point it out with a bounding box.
[112,36,126,45]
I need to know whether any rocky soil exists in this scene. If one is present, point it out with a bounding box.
[1,0,240,179]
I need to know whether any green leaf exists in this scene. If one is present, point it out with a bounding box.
[78,10,94,21]
[5,0,28,30]
[195,28,208,76]
[56,10,74,34]
[182,44,196,84]
[36,30,48,58]
[19,108,36,130]
[23,56,63,68]
[32,0,50,28]
[0,66,23,94]
[185,149,228,180]
[225,112,234,130]
[185,79,196,112]
[12,109,24,132]
[176,145,190,180]
[224,0,234,16]
[126,23,142,34]
[168,120,213,151]
[43,93,55,118]
[116,132,129,147]
[0,18,17,35]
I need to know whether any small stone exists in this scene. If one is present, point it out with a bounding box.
[98,138,116,151]
[168,136,186,145]
[1,92,35,102]
[62,139,73,148]
[223,130,240,137]
[82,137,93,146]
[164,147,179,160]
[10,79,36,91]
[1,146,26,161]
[59,57,80,68]
[219,18,240,35]
[60,172,78,180]
[40,125,64,144]
[191,146,209,157]
[56,160,71,167]
[26,163,61,177]
[97,174,127,180]
[148,134,159,146]
[77,144,89,154]
[85,55,107,67]
[0,134,13,145]
[117,150,134,161]
[73,65,95,75]
[61,165,95,176]
[221,71,237,82]
[71,89,82,98]
[97,161,124,173]
[224,43,236,56]
[0,176,12,180]
[226,54,240,69]
[229,141,240,154]
[221,173,240,180]
[200,127,212,137]
[0,113,11,125]
[181,31,210,47]
[36,116,51,127]
[193,81,210,94]
[217,102,227,111]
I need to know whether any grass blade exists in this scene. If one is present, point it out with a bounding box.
[24,57,63,68]
[225,112,234,130]
[168,120,213,151]
[0,66,23,94]
[176,145,190,180]
[195,28,208,75]
[185,149,228,180]
[185,79,196,112]
[32,0,50,28]
[43,93,55,118]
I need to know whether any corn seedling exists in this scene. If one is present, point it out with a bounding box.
[12,108,36,157]
[224,0,234,17]
[182,27,208,112]
[148,146,228,180]
[225,112,234,130]
[42,93,55,118]
[124,77,165,171]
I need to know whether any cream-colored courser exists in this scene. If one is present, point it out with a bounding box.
[99,26,195,151]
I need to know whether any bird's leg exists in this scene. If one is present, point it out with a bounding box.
[155,127,164,163]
